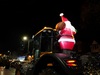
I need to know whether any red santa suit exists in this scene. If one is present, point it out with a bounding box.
[57,13,77,51]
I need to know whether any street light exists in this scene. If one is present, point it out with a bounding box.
[22,36,30,53]
[23,36,28,41]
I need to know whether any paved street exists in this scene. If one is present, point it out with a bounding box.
[0,67,15,75]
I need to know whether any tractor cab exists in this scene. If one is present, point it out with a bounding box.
[31,27,60,61]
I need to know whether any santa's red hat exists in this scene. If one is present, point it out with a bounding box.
[60,13,68,22]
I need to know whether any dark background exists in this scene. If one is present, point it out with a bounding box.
[0,0,100,53]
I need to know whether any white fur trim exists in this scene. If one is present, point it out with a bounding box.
[65,21,71,27]
[58,38,75,43]
[60,13,64,16]
[65,21,76,32]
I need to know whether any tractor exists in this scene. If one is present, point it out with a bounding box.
[15,27,83,75]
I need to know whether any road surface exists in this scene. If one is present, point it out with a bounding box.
[0,67,15,75]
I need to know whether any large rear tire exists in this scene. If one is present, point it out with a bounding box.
[38,67,60,75]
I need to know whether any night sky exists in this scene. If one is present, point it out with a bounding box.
[0,0,99,53]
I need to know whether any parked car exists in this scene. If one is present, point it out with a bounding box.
[0,54,10,69]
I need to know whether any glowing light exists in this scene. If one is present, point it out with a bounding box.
[67,64,77,66]
[23,36,28,41]
[47,63,53,66]
[66,60,77,66]
[67,60,76,63]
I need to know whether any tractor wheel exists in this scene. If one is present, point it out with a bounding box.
[38,67,61,75]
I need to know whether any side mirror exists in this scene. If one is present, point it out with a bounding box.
[32,35,34,39]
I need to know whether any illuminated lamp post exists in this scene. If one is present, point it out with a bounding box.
[22,36,30,53]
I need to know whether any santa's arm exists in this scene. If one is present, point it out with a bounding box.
[71,25,77,34]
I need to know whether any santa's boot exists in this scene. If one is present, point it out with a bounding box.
[62,50,74,56]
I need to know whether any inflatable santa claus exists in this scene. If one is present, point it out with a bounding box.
[55,13,77,54]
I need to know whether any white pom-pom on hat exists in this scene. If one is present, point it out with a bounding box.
[59,13,68,22]
[60,13,64,16]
